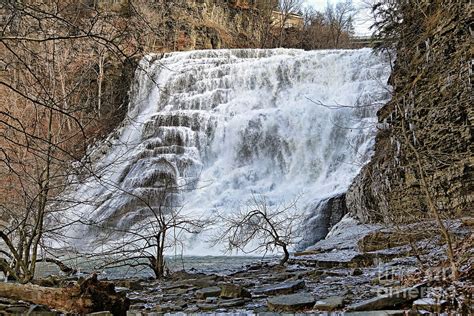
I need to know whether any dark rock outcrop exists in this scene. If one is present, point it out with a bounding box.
[147,0,267,52]
[299,194,348,249]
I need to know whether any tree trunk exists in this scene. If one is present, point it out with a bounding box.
[0,274,129,315]
[97,52,105,116]
[280,245,290,265]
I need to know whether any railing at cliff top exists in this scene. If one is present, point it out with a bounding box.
[350,35,384,46]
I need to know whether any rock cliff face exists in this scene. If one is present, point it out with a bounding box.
[300,194,348,249]
[347,1,473,222]
[151,0,267,51]
[97,0,268,136]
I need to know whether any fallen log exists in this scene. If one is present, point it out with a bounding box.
[0,274,129,315]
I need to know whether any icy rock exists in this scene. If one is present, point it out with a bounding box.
[314,295,345,311]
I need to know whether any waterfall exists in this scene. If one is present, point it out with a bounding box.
[67,48,390,254]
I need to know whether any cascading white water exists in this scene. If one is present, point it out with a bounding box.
[68,48,390,254]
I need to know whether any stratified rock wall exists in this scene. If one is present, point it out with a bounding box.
[347,0,473,222]
[151,0,267,51]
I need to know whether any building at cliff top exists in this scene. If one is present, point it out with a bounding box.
[271,10,304,29]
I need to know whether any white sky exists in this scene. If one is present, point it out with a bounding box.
[303,0,374,35]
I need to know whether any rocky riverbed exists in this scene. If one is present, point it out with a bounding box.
[1,215,472,315]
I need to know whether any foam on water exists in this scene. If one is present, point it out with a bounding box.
[65,48,390,255]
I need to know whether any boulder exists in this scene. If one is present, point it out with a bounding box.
[314,295,345,311]
[267,293,315,312]
[352,268,364,276]
[195,286,221,299]
[219,283,251,298]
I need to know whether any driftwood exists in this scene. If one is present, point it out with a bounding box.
[0,274,129,315]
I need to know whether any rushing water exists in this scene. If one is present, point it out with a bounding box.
[64,48,390,255]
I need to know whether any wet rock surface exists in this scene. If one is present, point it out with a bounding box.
[254,280,305,296]
[1,216,472,315]
[115,216,470,314]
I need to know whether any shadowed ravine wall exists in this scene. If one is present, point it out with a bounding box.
[347,0,473,222]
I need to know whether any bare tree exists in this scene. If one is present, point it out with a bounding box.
[256,0,279,48]
[86,181,211,279]
[325,0,356,48]
[276,0,303,47]
[212,196,302,265]
[0,0,157,283]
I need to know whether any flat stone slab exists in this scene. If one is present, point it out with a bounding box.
[195,286,221,299]
[196,303,218,311]
[290,250,395,268]
[256,280,305,295]
[219,283,251,298]
[347,285,424,311]
[314,295,345,311]
[217,298,247,308]
[344,311,406,316]
[267,293,315,312]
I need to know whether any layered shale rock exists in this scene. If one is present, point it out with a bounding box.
[145,0,269,51]
[347,0,473,222]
